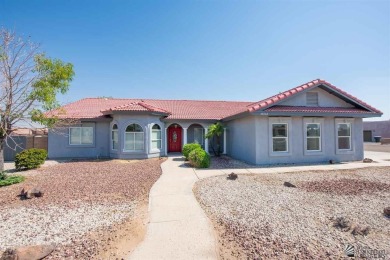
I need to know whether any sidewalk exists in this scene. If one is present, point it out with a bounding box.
[128,156,217,260]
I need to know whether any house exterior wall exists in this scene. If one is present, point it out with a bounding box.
[279,87,354,107]
[226,115,364,165]
[48,121,110,159]
[226,115,257,163]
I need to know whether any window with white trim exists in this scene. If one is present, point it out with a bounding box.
[194,128,204,145]
[306,123,321,151]
[112,124,118,150]
[337,123,351,150]
[124,124,144,151]
[151,124,161,149]
[272,123,288,152]
[69,126,93,145]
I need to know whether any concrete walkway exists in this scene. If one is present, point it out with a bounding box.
[129,151,390,259]
[128,156,217,260]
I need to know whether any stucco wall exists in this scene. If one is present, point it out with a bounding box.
[363,120,390,138]
[226,115,257,163]
[227,115,364,165]
[48,121,110,159]
[280,87,354,107]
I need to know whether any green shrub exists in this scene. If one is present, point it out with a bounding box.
[0,171,7,180]
[182,143,201,160]
[0,175,25,187]
[15,148,48,170]
[188,148,210,168]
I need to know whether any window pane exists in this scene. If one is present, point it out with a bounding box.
[307,124,320,137]
[152,140,161,149]
[112,131,118,149]
[125,133,134,150]
[70,128,81,144]
[338,137,351,150]
[112,124,118,130]
[273,138,287,152]
[152,130,161,140]
[134,133,144,150]
[272,124,287,137]
[152,124,160,130]
[81,127,93,144]
[307,138,320,151]
[194,128,204,145]
[126,124,143,132]
[338,124,350,137]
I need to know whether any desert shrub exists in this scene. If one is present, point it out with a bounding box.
[188,148,210,168]
[182,143,201,160]
[0,171,7,180]
[15,148,48,170]
[333,216,351,231]
[0,175,25,187]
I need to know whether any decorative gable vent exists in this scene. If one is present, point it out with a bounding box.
[306,92,319,106]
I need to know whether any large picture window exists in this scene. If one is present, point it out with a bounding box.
[69,127,93,145]
[194,128,204,145]
[337,123,351,150]
[272,123,288,152]
[112,124,118,150]
[306,123,321,151]
[151,124,161,149]
[125,124,144,151]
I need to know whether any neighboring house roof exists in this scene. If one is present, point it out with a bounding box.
[49,79,382,120]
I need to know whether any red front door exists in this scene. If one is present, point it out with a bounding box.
[168,125,182,153]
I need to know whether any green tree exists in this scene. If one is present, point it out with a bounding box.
[0,28,74,170]
[205,122,224,156]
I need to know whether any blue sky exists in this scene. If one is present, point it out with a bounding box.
[1,0,389,120]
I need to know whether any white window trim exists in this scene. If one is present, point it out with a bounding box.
[69,126,94,146]
[151,124,162,152]
[111,124,118,151]
[335,118,354,155]
[123,124,145,152]
[269,117,292,157]
[303,118,324,155]
[194,127,204,145]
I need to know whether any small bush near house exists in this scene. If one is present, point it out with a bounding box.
[188,148,210,168]
[182,143,201,160]
[15,148,48,170]
[0,172,25,187]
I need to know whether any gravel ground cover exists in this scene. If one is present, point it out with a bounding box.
[194,167,390,259]
[364,143,390,153]
[0,158,165,258]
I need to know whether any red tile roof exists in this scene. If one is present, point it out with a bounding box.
[265,106,377,114]
[246,79,382,114]
[49,79,381,120]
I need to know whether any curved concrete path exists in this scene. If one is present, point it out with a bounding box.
[128,156,217,260]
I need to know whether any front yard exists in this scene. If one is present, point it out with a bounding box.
[0,158,165,259]
[194,167,390,259]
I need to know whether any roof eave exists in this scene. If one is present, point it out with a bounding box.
[252,111,382,118]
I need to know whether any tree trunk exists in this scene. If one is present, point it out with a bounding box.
[0,138,4,172]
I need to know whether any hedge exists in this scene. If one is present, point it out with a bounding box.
[182,143,201,160]
[15,148,48,170]
[188,148,210,168]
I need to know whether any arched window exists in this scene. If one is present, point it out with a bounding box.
[125,124,144,151]
[111,124,118,150]
[151,124,161,149]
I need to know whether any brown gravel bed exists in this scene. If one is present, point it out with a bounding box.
[0,158,166,258]
[194,167,390,259]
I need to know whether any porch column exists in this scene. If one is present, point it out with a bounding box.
[204,128,209,153]
[223,128,227,154]
[183,128,188,147]
[165,127,168,156]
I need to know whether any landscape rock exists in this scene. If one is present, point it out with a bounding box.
[1,245,55,260]
[227,173,238,180]
[363,158,373,163]
[384,207,390,217]
[20,187,44,199]
[283,182,296,188]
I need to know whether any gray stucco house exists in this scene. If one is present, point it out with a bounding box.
[48,79,382,164]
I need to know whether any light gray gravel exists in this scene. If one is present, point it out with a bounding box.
[0,201,135,251]
[195,167,390,259]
